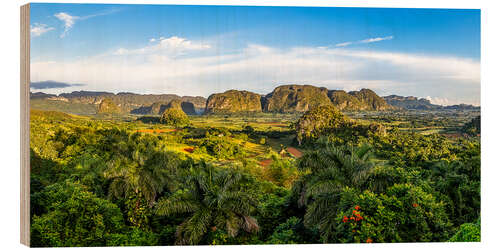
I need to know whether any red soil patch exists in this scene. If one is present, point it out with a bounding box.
[183,147,194,153]
[287,147,303,158]
[259,159,273,167]
[442,133,462,138]
[136,128,178,134]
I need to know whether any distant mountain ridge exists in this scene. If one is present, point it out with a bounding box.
[383,95,479,110]
[31,90,207,115]
[30,86,479,115]
[206,85,394,114]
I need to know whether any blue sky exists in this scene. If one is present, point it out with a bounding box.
[30,3,480,105]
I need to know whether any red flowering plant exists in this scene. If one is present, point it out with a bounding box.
[333,185,452,243]
[336,202,382,243]
[336,197,380,243]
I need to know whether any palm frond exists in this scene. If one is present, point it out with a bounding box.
[156,196,200,216]
[175,208,212,245]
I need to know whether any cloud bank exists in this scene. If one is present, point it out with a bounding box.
[30,36,480,105]
[30,80,85,90]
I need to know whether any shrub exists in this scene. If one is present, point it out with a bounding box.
[264,156,299,188]
[198,135,244,159]
[31,181,126,247]
[331,184,452,243]
[449,219,480,242]
[267,217,305,244]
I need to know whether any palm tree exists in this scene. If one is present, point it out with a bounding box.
[104,132,180,227]
[292,142,377,242]
[156,162,259,245]
[295,143,375,205]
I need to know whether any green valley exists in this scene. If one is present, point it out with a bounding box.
[29,89,480,245]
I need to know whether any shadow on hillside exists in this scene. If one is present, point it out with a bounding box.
[136,116,161,124]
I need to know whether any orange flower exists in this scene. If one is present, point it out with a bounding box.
[366,238,373,243]
[355,205,360,210]
[350,216,355,220]
[353,210,357,215]
[352,230,356,233]
[342,216,348,223]
[412,203,419,208]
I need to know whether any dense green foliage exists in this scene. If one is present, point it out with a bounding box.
[449,219,480,242]
[295,105,350,145]
[156,163,260,244]
[462,115,481,135]
[295,105,386,145]
[31,181,125,247]
[30,107,480,246]
[197,134,244,159]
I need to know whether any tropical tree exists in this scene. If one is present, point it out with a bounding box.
[294,143,376,205]
[104,132,180,228]
[30,181,126,247]
[156,162,260,245]
[291,143,378,241]
[430,160,480,226]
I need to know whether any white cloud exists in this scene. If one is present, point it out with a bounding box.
[336,35,394,47]
[158,36,211,50]
[30,23,54,37]
[335,42,353,47]
[360,36,394,44]
[54,12,78,38]
[425,96,451,106]
[54,9,119,38]
[30,37,480,105]
[113,36,211,57]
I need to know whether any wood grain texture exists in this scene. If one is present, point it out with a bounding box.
[20,3,30,247]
